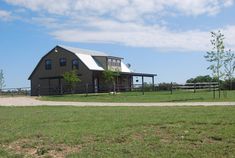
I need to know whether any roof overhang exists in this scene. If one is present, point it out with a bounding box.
[120,72,157,77]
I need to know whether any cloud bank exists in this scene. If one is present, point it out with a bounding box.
[3,0,235,51]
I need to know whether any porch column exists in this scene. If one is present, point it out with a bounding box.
[142,76,144,95]
[152,76,155,91]
[59,78,63,95]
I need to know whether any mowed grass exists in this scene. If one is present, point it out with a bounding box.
[40,90,235,102]
[0,106,235,157]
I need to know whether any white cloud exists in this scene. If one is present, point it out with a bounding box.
[51,20,210,51]
[48,17,235,52]
[2,0,235,51]
[0,9,13,21]
[4,0,234,18]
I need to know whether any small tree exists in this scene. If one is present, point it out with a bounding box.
[102,69,119,93]
[0,69,5,92]
[63,70,81,93]
[205,30,226,98]
[224,49,235,90]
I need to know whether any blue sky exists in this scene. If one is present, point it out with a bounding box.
[0,0,235,88]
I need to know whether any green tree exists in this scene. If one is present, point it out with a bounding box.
[205,30,226,98]
[224,49,235,90]
[63,70,81,93]
[0,69,5,92]
[186,75,217,83]
[102,69,120,93]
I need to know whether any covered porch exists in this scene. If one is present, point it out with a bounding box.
[92,71,157,93]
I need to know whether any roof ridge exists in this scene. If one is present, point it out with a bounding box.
[58,45,108,56]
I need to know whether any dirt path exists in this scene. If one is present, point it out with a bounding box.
[0,96,235,106]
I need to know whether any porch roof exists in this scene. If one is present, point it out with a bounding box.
[120,72,157,77]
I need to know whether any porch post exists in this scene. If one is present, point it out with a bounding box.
[152,76,155,91]
[130,75,133,91]
[142,75,144,95]
[59,78,63,95]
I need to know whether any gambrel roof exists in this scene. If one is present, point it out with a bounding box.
[28,45,131,79]
[59,45,131,72]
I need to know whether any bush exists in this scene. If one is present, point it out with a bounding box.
[221,79,235,90]
[156,82,173,91]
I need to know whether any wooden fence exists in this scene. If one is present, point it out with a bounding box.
[0,87,31,96]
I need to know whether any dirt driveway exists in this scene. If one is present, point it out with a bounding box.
[1,96,235,106]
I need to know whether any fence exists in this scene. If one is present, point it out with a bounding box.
[0,82,220,97]
[0,87,31,96]
[171,82,219,93]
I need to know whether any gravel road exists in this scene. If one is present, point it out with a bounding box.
[0,96,235,106]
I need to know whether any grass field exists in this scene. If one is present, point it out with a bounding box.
[40,90,235,102]
[0,106,234,157]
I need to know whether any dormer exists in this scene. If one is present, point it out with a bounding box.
[107,56,123,71]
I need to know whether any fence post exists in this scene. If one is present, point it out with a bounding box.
[218,82,221,99]
[194,83,196,93]
[142,76,144,95]
[213,84,215,99]
[170,82,173,94]
[85,83,88,97]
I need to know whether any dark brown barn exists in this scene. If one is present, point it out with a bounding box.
[28,45,156,96]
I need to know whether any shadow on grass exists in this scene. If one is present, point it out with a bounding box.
[167,97,205,102]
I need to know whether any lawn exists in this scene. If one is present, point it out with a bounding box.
[0,106,234,157]
[40,90,235,102]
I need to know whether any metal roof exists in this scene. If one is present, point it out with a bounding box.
[29,45,135,79]
[75,53,104,71]
[121,62,131,73]
[59,45,108,56]
[60,45,131,72]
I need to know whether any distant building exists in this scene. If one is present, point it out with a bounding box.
[28,45,156,96]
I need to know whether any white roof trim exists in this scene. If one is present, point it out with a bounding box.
[121,62,131,73]
[75,53,104,71]
[59,45,108,56]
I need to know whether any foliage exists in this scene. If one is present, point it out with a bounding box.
[63,70,81,93]
[102,69,120,92]
[186,75,217,83]
[204,30,226,81]
[0,69,5,90]
[224,49,235,89]
[222,78,235,90]
[0,106,235,157]
[156,82,172,91]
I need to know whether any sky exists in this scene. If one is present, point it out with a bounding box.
[0,0,235,88]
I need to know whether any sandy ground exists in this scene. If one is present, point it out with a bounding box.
[0,96,235,106]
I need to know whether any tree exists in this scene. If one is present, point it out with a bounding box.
[224,49,235,90]
[0,69,5,91]
[186,75,217,83]
[204,30,226,98]
[102,69,120,93]
[63,70,81,93]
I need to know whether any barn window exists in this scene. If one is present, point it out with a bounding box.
[45,59,52,70]
[72,59,79,69]
[60,58,66,67]
[117,60,121,66]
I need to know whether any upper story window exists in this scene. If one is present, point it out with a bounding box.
[117,60,121,66]
[60,58,66,67]
[45,59,52,70]
[72,59,79,69]
[108,58,121,67]
[108,59,112,65]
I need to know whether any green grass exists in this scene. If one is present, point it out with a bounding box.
[0,106,235,157]
[40,90,235,102]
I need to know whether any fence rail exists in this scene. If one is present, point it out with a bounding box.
[0,82,220,97]
[172,82,219,92]
[0,87,31,96]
